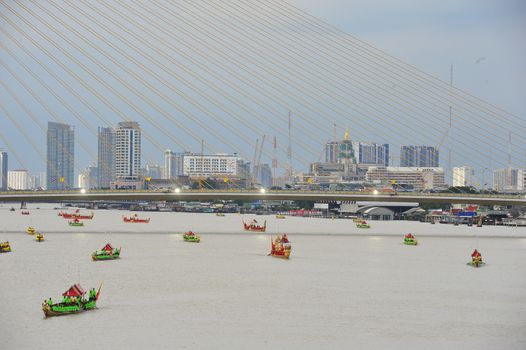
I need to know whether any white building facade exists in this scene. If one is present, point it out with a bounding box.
[366,167,445,191]
[114,122,141,181]
[183,154,239,178]
[7,170,31,190]
[452,166,474,187]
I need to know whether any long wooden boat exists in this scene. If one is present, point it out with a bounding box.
[42,283,101,317]
[269,235,291,259]
[60,212,94,220]
[0,241,11,253]
[69,220,84,227]
[183,231,201,243]
[243,220,266,232]
[123,215,150,223]
[403,234,418,245]
[92,244,120,261]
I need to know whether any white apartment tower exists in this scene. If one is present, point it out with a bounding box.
[452,166,474,187]
[114,122,141,181]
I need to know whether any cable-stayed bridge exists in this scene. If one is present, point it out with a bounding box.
[0,1,525,205]
[0,189,525,206]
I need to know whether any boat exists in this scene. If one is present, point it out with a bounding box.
[42,283,102,317]
[403,233,418,245]
[60,212,94,220]
[183,231,201,243]
[467,249,485,267]
[21,210,30,215]
[92,243,121,261]
[9,207,15,212]
[269,234,291,259]
[0,241,11,253]
[26,226,36,235]
[123,214,150,223]
[356,220,370,229]
[36,233,45,242]
[68,219,84,227]
[243,219,266,232]
[216,213,225,217]
[352,217,361,223]
[275,214,286,219]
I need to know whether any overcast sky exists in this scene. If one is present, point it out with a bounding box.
[1,0,525,177]
[290,0,526,114]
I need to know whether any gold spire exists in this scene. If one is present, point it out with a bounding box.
[343,128,350,141]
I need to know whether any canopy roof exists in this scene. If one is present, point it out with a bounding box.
[62,284,85,297]
[102,243,114,251]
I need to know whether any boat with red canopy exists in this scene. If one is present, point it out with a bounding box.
[92,243,121,261]
[243,219,266,232]
[269,234,292,259]
[42,283,101,317]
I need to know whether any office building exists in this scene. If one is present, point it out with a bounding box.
[47,122,74,190]
[97,127,115,189]
[183,154,239,177]
[400,146,439,167]
[352,142,389,166]
[366,167,445,191]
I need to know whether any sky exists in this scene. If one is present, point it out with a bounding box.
[1,0,525,180]
[290,0,526,114]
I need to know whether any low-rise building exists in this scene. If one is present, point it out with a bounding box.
[366,166,445,191]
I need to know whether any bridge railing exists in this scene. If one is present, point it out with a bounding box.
[0,188,524,200]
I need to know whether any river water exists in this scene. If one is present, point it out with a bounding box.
[1,206,525,349]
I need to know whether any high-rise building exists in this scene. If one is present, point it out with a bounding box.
[47,122,74,190]
[352,142,389,166]
[452,166,475,187]
[324,131,388,167]
[8,169,31,190]
[258,164,272,188]
[400,146,439,167]
[0,150,7,191]
[164,150,177,179]
[97,127,115,189]
[493,168,520,192]
[114,122,141,181]
[324,141,339,163]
